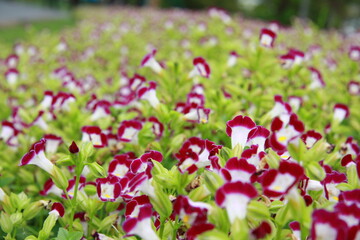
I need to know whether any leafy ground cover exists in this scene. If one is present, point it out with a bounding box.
[0,6,360,240]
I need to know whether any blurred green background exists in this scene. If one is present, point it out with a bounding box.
[0,0,359,46]
[9,0,359,29]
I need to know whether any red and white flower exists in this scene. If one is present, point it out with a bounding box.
[289,49,305,65]
[311,209,348,240]
[43,134,62,154]
[301,130,322,148]
[19,139,55,175]
[123,203,159,240]
[173,195,211,225]
[108,154,134,178]
[148,116,164,139]
[226,115,256,149]
[137,81,160,108]
[259,28,276,48]
[90,100,112,121]
[131,150,163,177]
[349,46,360,61]
[321,171,347,202]
[40,178,62,197]
[220,157,256,183]
[280,52,295,69]
[289,221,301,240]
[215,181,257,223]
[333,103,349,123]
[49,202,65,219]
[5,68,19,85]
[260,160,304,198]
[141,49,163,74]
[96,175,122,202]
[81,126,107,148]
[227,51,240,68]
[117,120,143,143]
[188,57,211,79]
[308,67,325,89]
[348,81,360,95]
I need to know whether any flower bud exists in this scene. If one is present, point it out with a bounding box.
[0,212,13,233]
[69,141,79,154]
[23,201,44,220]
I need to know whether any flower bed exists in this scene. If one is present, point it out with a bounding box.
[0,6,359,240]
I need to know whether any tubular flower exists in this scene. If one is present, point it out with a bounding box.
[288,96,302,112]
[251,221,272,239]
[137,81,160,108]
[49,202,65,219]
[5,54,19,68]
[186,223,215,240]
[348,81,360,95]
[141,49,163,74]
[289,221,301,240]
[311,209,348,240]
[81,126,107,148]
[227,51,240,68]
[349,46,360,61]
[241,145,266,170]
[65,176,87,198]
[220,157,256,183]
[183,104,211,123]
[90,100,112,121]
[260,160,304,198]
[96,175,122,202]
[129,74,146,91]
[246,126,270,152]
[19,139,55,175]
[215,181,257,223]
[333,103,349,123]
[301,130,322,148]
[148,116,164,139]
[108,154,134,178]
[259,28,276,48]
[5,68,19,85]
[131,150,163,177]
[268,95,292,121]
[289,48,305,65]
[39,91,54,109]
[176,137,222,173]
[188,57,211,79]
[117,120,143,143]
[308,67,325,89]
[43,134,62,154]
[122,203,159,240]
[40,178,63,197]
[226,115,256,149]
[280,52,295,69]
[173,195,211,226]
[334,202,360,238]
[339,189,360,207]
[321,171,347,202]
[269,113,305,154]
[1,121,20,143]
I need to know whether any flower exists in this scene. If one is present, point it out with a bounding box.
[49,202,65,218]
[188,57,211,79]
[43,134,62,154]
[108,154,134,178]
[259,28,276,48]
[310,209,348,240]
[96,175,121,202]
[308,67,325,89]
[348,81,360,95]
[131,150,163,177]
[289,48,305,65]
[148,116,164,139]
[260,160,304,198]
[5,68,19,85]
[186,223,215,240]
[349,46,360,61]
[301,130,322,148]
[137,81,160,108]
[19,139,55,175]
[90,100,112,121]
[321,171,347,202]
[289,221,301,240]
[40,178,62,197]
[176,137,221,173]
[173,195,211,226]
[333,103,349,123]
[251,221,272,239]
[122,203,159,240]
[117,120,143,143]
[81,126,107,148]
[215,181,257,223]
[226,115,256,149]
[220,157,256,183]
[141,49,163,74]
[280,52,295,69]
[227,51,240,67]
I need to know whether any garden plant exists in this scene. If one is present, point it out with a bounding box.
[0,6,360,240]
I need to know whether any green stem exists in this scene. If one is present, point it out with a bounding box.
[159,217,165,239]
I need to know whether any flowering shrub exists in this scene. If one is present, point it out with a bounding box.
[0,6,360,240]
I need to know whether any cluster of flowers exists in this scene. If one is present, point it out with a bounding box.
[0,5,359,240]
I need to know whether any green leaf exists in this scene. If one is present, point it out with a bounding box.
[55,228,83,240]
[247,200,270,219]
